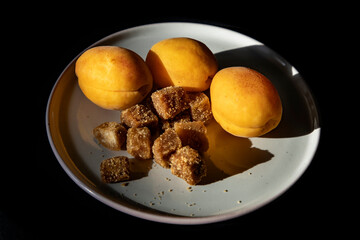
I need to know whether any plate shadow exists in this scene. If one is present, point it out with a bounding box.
[200,120,274,185]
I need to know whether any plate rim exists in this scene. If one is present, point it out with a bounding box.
[46,21,321,225]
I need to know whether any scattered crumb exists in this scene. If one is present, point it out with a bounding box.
[237,200,242,204]
[224,189,228,192]
[186,202,197,207]
[121,182,129,187]
[187,186,193,192]
[169,189,173,192]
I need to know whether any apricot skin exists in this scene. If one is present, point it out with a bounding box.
[75,46,153,110]
[210,67,282,137]
[145,38,218,92]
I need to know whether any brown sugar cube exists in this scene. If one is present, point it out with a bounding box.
[174,121,209,152]
[120,104,158,129]
[170,146,206,185]
[126,127,152,160]
[100,156,130,183]
[152,128,182,168]
[151,86,188,120]
[187,92,213,124]
[161,109,191,130]
[93,122,127,150]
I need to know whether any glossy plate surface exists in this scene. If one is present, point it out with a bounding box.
[46,22,320,224]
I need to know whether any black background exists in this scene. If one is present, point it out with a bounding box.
[3,3,353,239]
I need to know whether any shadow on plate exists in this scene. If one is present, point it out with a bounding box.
[200,119,274,184]
[129,158,153,180]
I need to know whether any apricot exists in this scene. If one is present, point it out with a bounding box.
[145,37,218,92]
[75,46,153,110]
[210,67,282,137]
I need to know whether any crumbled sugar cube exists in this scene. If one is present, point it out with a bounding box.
[170,146,206,185]
[100,156,130,183]
[93,122,127,150]
[120,104,158,129]
[151,86,188,120]
[187,92,213,124]
[152,128,182,168]
[126,127,152,160]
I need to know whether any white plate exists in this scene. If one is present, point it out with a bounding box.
[46,22,320,224]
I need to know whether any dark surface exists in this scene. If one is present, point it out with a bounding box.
[3,4,351,239]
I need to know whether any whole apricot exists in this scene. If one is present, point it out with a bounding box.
[75,46,153,110]
[146,38,218,92]
[210,67,282,137]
